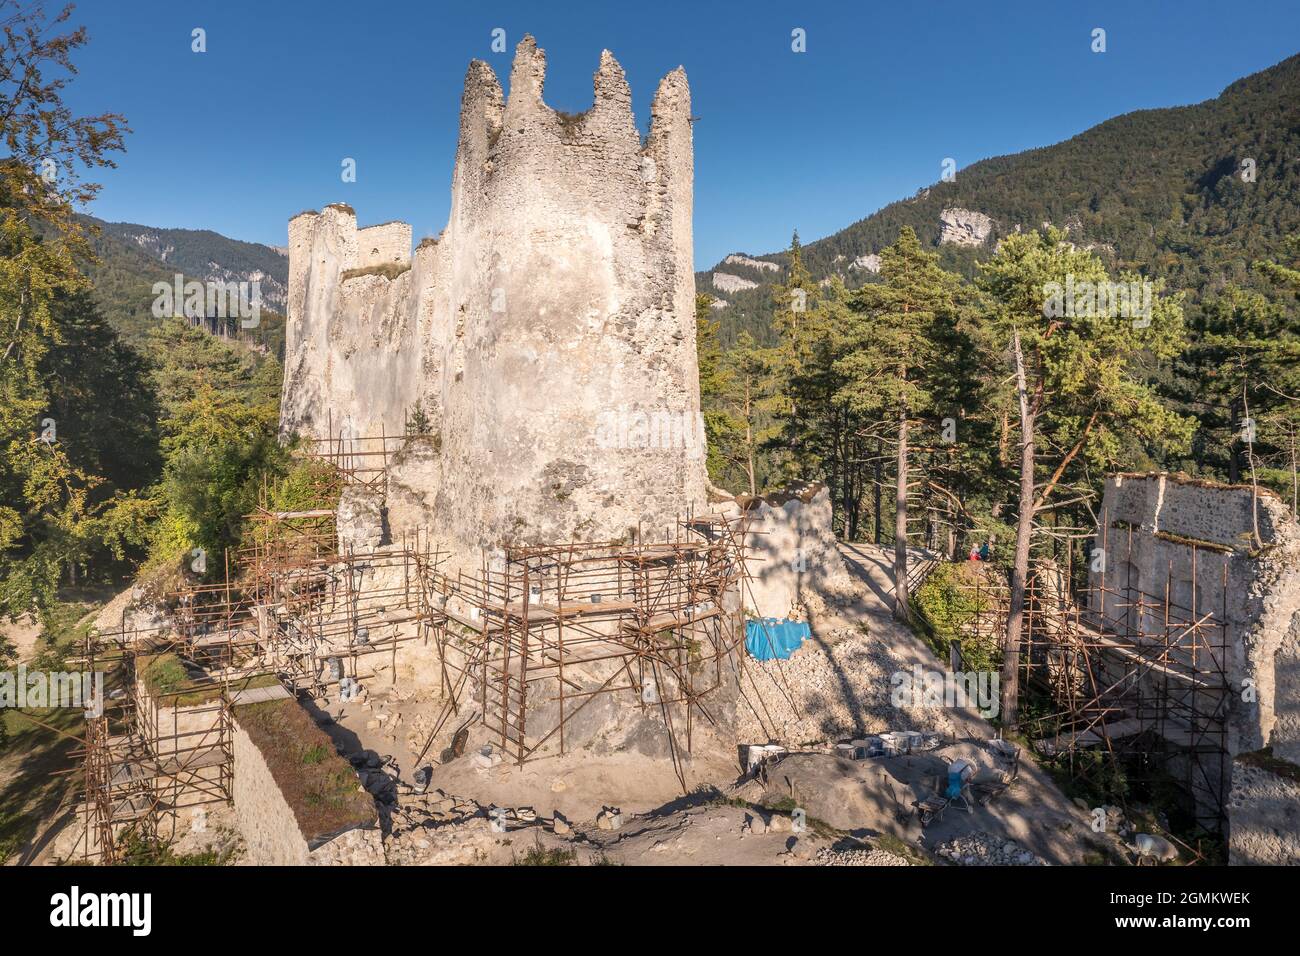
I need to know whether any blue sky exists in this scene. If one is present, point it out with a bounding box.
[63,0,1300,269]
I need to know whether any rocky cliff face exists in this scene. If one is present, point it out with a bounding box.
[96,219,290,315]
[711,271,759,293]
[722,253,781,273]
[938,207,994,246]
[281,37,707,560]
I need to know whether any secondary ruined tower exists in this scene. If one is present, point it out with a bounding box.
[281,36,706,558]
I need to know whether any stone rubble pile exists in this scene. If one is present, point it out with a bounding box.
[737,624,960,744]
[383,784,572,864]
[814,845,911,866]
[933,831,1044,866]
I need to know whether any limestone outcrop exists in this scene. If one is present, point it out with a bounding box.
[938,207,994,246]
[711,271,759,293]
[722,253,781,273]
[281,37,706,559]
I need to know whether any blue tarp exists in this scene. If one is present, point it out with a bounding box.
[745,618,810,661]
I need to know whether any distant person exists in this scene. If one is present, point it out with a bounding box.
[979,541,990,562]
[968,544,980,561]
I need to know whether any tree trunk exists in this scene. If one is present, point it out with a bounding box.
[873,437,883,545]
[744,380,756,496]
[1228,397,1241,483]
[893,403,910,623]
[1002,330,1034,728]
[1289,426,1297,514]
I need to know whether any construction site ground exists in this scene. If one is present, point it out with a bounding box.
[8,543,1127,866]
[301,543,1122,865]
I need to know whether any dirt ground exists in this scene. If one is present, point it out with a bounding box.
[328,541,1127,865]
[0,614,42,662]
[9,544,1129,867]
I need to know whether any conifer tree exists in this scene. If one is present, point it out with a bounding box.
[978,230,1194,726]
[839,227,961,622]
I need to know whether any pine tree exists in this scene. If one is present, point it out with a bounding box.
[838,227,962,622]
[977,229,1194,726]
[717,331,784,495]
[695,293,740,485]
[769,231,817,464]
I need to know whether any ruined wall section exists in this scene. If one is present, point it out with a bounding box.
[717,481,854,620]
[357,221,412,269]
[282,205,423,441]
[1228,756,1300,864]
[284,37,706,559]
[1088,473,1300,761]
[231,715,384,866]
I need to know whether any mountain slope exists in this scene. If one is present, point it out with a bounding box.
[702,52,1300,346]
[72,215,288,356]
[94,218,288,314]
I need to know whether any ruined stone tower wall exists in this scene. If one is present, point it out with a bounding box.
[1087,473,1300,760]
[357,221,412,270]
[282,204,422,442]
[281,37,706,558]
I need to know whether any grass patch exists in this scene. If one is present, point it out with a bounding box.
[235,698,375,843]
[139,655,282,707]
[910,561,1002,670]
[514,844,576,866]
[0,705,83,863]
[117,833,237,866]
[302,744,331,765]
[340,262,411,282]
[138,652,222,706]
[874,832,933,866]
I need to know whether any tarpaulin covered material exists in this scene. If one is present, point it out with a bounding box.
[745,618,810,661]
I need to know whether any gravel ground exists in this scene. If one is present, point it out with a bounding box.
[737,623,963,745]
[933,830,1046,865]
[815,845,912,866]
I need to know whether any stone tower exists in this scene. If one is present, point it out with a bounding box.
[281,37,707,557]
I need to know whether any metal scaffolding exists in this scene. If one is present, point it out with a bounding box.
[71,427,769,858]
[414,514,753,790]
[948,524,1233,834]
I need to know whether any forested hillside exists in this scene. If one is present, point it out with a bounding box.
[698,51,1300,538]
[702,52,1300,350]
[69,214,288,356]
[0,3,305,677]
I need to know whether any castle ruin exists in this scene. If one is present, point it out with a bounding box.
[1050,472,1300,856]
[281,36,706,561]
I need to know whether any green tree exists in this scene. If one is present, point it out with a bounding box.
[695,292,741,484]
[768,231,817,464]
[145,317,282,568]
[0,0,130,638]
[0,1,128,254]
[716,331,784,495]
[839,227,962,621]
[977,229,1194,726]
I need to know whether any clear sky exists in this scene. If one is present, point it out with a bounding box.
[61,0,1300,269]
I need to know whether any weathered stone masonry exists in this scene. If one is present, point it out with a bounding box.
[1087,473,1300,861]
[281,37,707,562]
